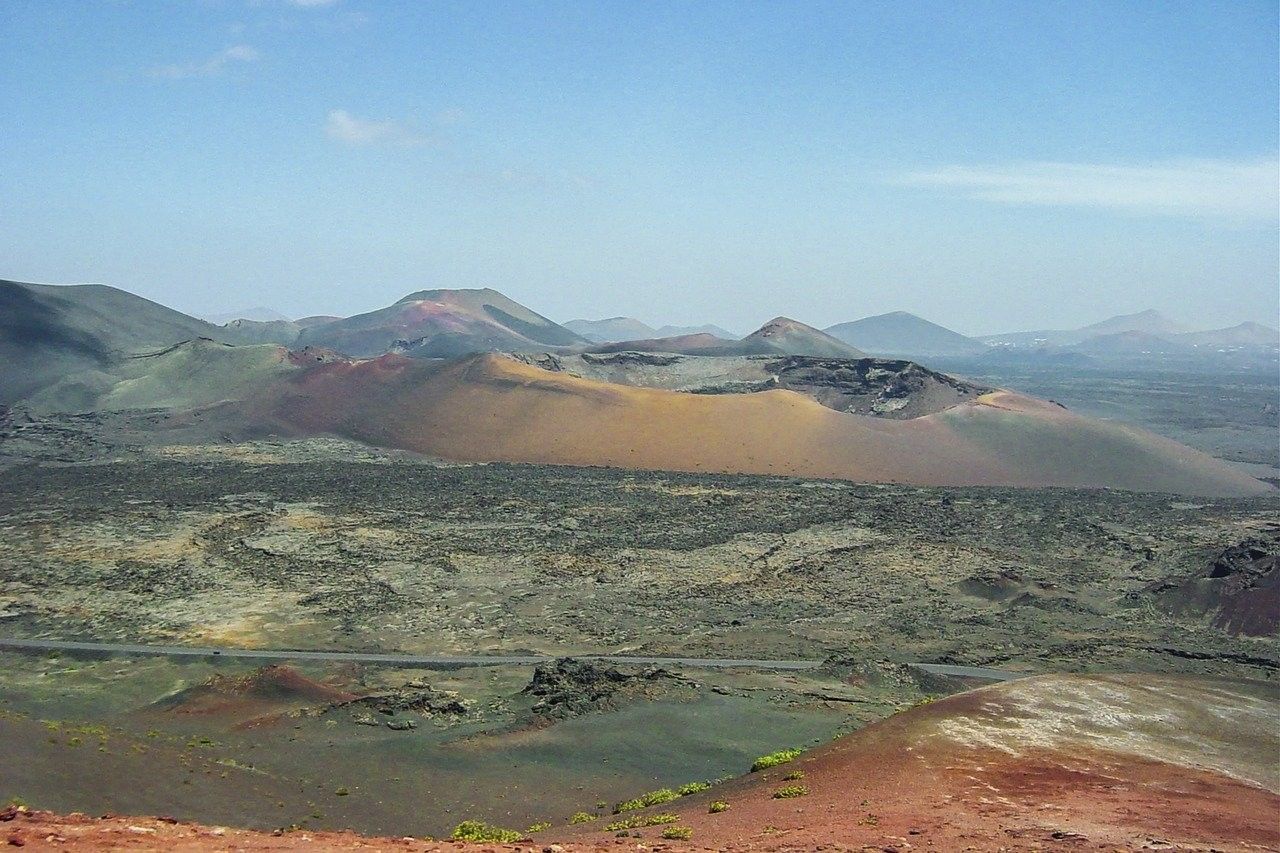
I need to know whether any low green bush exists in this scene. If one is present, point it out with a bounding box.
[676,780,712,796]
[661,825,693,840]
[613,788,678,813]
[708,800,729,814]
[602,813,678,832]
[751,748,802,772]
[772,785,809,799]
[450,820,523,842]
[569,812,597,824]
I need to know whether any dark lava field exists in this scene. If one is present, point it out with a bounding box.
[2,454,1275,674]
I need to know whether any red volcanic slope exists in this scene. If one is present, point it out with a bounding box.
[570,673,1280,851]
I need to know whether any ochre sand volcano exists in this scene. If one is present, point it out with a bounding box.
[244,352,1266,496]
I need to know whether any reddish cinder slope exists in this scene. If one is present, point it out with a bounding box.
[570,673,1280,851]
[149,665,358,724]
[247,353,1267,496]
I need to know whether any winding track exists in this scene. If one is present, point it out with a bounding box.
[0,637,1022,680]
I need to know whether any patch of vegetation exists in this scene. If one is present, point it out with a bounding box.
[782,769,806,780]
[334,787,349,796]
[676,780,712,796]
[526,821,551,832]
[613,787,679,813]
[602,813,679,832]
[569,812,597,824]
[751,748,802,771]
[661,825,693,840]
[450,820,523,842]
[708,800,729,814]
[772,785,809,799]
[858,813,880,826]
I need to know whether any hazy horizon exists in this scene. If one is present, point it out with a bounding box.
[3,1,1277,335]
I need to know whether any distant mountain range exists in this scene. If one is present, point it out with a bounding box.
[565,317,740,343]
[1,278,1270,496]
[980,309,1191,348]
[570,306,1276,367]
[583,318,864,358]
[978,309,1277,363]
[199,306,292,324]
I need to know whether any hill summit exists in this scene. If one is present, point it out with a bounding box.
[741,317,866,357]
[825,311,986,358]
[297,288,585,358]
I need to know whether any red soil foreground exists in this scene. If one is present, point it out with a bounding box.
[7,675,1277,851]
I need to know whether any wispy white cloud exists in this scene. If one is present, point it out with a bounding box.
[324,109,432,147]
[901,157,1279,219]
[150,45,260,79]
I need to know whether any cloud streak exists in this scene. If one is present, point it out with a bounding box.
[150,45,259,79]
[901,158,1278,219]
[324,110,432,147]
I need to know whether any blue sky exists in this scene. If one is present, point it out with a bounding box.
[1,0,1276,334]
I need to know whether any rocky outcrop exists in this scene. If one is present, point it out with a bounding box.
[1148,534,1279,637]
[521,658,689,719]
[341,681,470,717]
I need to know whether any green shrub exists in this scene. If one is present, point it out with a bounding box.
[782,769,805,781]
[569,812,597,824]
[602,813,678,832]
[676,781,711,796]
[708,800,729,814]
[751,748,802,772]
[450,820,523,842]
[772,785,809,799]
[661,825,693,840]
[613,788,678,813]
[526,821,551,832]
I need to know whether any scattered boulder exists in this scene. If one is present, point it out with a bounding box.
[341,681,470,717]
